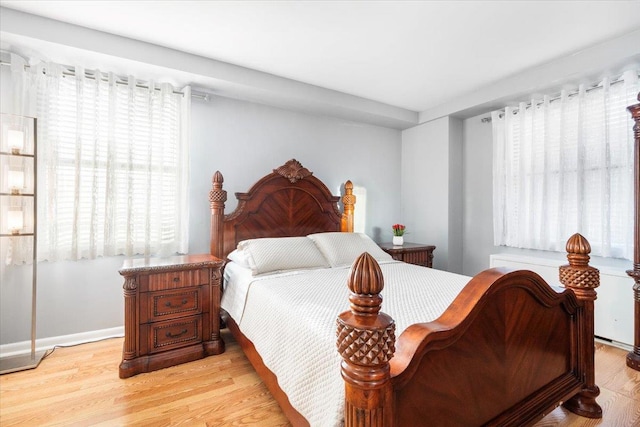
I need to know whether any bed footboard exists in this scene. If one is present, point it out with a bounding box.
[337,234,602,427]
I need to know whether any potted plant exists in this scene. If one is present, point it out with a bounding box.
[392,223,405,246]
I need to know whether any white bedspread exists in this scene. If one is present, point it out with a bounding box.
[222,261,471,427]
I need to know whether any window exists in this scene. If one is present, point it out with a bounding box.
[492,70,638,260]
[15,61,190,261]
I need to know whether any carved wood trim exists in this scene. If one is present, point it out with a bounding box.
[337,253,395,427]
[560,233,602,418]
[209,171,227,258]
[121,276,138,364]
[273,158,313,183]
[341,180,355,232]
[123,276,137,291]
[627,92,640,371]
[209,268,222,343]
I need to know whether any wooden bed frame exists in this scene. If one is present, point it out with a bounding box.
[209,158,604,426]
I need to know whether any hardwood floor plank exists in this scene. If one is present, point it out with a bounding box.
[1,330,638,426]
[595,347,640,400]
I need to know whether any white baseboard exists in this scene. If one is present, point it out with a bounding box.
[0,326,124,358]
[595,336,633,352]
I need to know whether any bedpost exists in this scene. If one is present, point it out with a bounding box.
[627,93,640,371]
[559,233,602,418]
[341,180,355,232]
[337,252,396,427]
[209,171,227,258]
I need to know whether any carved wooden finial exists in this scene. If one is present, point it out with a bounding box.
[565,233,591,267]
[348,252,383,294]
[213,170,223,185]
[341,180,356,233]
[209,171,227,258]
[273,159,313,183]
[342,180,356,211]
[338,253,394,362]
[560,234,599,291]
[209,171,227,206]
[347,252,384,315]
[337,252,395,366]
[337,253,395,426]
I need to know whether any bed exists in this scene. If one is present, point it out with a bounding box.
[209,158,603,426]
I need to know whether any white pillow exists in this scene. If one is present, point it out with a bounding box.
[308,232,393,267]
[237,236,330,275]
[227,249,252,269]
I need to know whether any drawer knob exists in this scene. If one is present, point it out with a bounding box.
[166,328,188,338]
[165,298,188,308]
[173,277,180,282]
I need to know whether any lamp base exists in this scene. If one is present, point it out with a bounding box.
[0,350,46,375]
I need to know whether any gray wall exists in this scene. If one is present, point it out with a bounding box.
[1,69,402,345]
[400,117,463,273]
[188,96,402,254]
[461,115,494,276]
[447,118,463,273]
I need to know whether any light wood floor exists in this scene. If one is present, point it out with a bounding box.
[1,330,638,426]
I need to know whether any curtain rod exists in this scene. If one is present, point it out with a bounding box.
[480,71,638,123]
[0,60,209,101]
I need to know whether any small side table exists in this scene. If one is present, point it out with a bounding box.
[379,242,435,268]
[118,254,224,378]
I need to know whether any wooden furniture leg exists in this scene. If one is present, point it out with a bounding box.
[560,233,602,418]
[627,93,640,371]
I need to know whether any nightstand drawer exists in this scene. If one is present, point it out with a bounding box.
[378,242,435,268]
[402,251,430,267]
[147,268,209,291]
[146,316,203,354]
[146,288,202,322]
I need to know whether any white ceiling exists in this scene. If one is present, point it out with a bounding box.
[1,1,640,113]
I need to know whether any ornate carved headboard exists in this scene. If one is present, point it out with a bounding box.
[209,159,355,259]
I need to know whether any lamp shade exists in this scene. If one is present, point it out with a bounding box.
[7,130,24,153]
[7,207,24,234]
[8,168,25,193]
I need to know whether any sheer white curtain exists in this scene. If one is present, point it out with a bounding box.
[9,55,190,262]
[492,70,638,260]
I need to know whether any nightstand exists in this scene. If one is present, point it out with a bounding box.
[379,242,435,268]
[118,254,225,378]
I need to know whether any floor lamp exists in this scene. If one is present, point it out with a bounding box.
[0,113,45,374]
